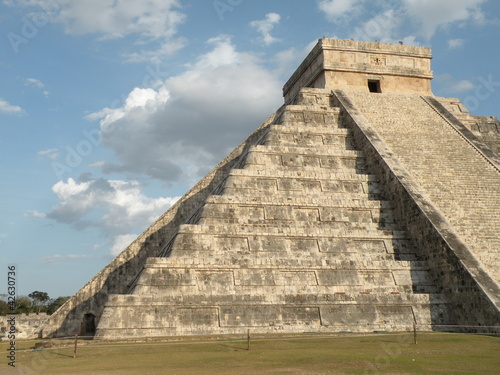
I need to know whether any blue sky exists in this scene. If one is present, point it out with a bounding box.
[1,0,499,299]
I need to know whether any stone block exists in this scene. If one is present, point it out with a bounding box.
[234,269,277,286]
[320,305,414,326]
[318,238,388,253]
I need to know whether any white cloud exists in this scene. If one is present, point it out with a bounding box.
[25,78,45,88]
[42,254,91,263]
[6,0,186,63]
[50,0,184,40]
[124,37,188,64]
[0,99,23,115]
[38,148,59,160]
[25,78,50,97]
[89,161,105,168]
[110,233,138,256]
[448,38,465,49]
[436,74,475,94]
[88,35,283,182]
[349,9,416,45]
[318,0,364,22]
[46,176,179,252]
[250,12,281,46]
[402,0,487,39]
[25,210,47,219]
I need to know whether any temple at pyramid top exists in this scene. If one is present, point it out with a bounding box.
[284,38,433,102]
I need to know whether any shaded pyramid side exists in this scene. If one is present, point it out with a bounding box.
[95,88,449,339]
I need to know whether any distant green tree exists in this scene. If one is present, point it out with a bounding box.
[0,300,10,315]
[28,291,50,314]
[15,296,32,314]
[46,296,70,315]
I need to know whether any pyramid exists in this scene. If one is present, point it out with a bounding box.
[41,39,500,339]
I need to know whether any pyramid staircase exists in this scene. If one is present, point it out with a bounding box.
[95,89,449,339]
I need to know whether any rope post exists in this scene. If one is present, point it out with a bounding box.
[413,323,417,345]
[73,334,78,358]
[247,329,250,351]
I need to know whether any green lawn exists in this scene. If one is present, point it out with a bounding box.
[2,332,499,374]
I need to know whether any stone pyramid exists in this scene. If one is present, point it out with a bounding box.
[41,39,500,339]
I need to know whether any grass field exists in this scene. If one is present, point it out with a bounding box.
[2,332,499,374]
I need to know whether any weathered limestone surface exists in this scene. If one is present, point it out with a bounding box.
[41,38,499,339]
[332,89,499,332]
[437,97,500,155]
[1,314,49,340]
[96,89,450,338]
[283,39,433,103]
[344,91,500,283]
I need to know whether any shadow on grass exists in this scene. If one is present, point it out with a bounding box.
[217,342,250,351]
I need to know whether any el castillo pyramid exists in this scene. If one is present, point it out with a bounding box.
[41,39,500,339]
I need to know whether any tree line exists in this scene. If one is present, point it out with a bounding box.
[0,291,69,315]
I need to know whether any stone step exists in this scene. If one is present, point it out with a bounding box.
[160,254,423,269]
[249,144,363,157]
[177,223,408,238]
[205,195,392,209]
[223,168,381,199]
[264,126,354,149]
[228,167,378,181]
[198,202,395,228]
[132,284,440,301]
[223,172,381,196]
[244,145,366,171]
[134,267,434,286]
[146,257,429,269]
[161,243,421,263]
[98,296,450,335]
[106,293,447,313]
[278,106,342,127]
[268,123,351,135]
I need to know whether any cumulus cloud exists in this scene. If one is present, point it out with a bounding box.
[318,0,364,21]
[435,74,475,94]
[349,9,418,45]
[0,99,23,115]
[318,0,488,44]
[402,0,487,40]
[250,13,281,46]
[88,35,283,183]
[6,0,186,62]
[124,37,188,64]
[47,177,179,235]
